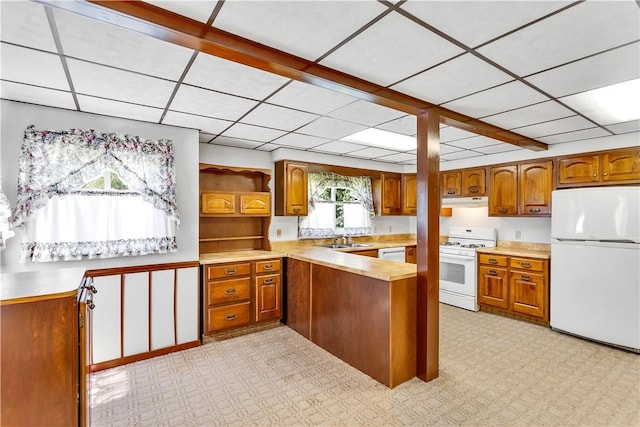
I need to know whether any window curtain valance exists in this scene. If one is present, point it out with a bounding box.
[12,125,179,227]
[307,172,375,217]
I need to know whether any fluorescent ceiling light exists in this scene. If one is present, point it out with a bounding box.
[341,128,416,151]
[561,78,640,124]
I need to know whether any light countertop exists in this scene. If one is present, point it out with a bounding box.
[1,267,86,305]
[199,250,287,265]
[477,242,551,260]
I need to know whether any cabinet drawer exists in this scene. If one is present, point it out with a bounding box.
[255,259,281,274]
[206,262,251,280]
[255,273,280,287]
[478,254,508,267]
[207,278,250,305]
[510,258,544,271]
[207,302,250,332]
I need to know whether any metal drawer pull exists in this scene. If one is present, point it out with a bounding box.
[520,262,532,268]
[263,278,275,284]
[469,187,479,193]
[293,208,301,213]
[87,300,95,310]
[224,288,236,295]
[498,208,507,213]
[263,264,273,270]
[521,275,531,281]
[529,208,541,213]
[488,259,498,264]
[447,190,456,194]
[410,209,416,213]
[225,314,236,321]
[488,270,498,276]
[224,268,237,275]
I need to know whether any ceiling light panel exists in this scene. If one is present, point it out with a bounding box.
[144,1,215,23]
[319,12,464,87]
[482,101,575,130]
[0,2,57,52]
[341,128,416,150]
[240,104,319,132]
[1,81,76,110]
[1,44,69,90]
[184,53,289,100]
[327,100,407,127]
[77,95,164,123]
[442,81,548,119]
[266,81,357,115]
[213,1,387,61]
[163,111,232,135]
[54,9,194,81]
[296,117,368,140]
[67,59,175,108]
[511,115,598,139]
[400,0,570,48]
[219,123,287,143]
[374,115,417,136]
[559,79,640,125]
[269,133,331,150]
[478,1,640,76]
[170,84,258,121]
[537,127,611,145]
[525,43,640,98]
[392,54,513,105]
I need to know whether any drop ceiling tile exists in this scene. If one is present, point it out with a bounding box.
[163,110,232,135]
[170,84,258,121]
[474,144,523,155]
[255,143,280,152]
[327,100,406,126]
[267,81,357,115]
[240,104,319,132]
[375,115,417,136]
[0,1,57,52]
[375,152,416,163]
[144,1,216,23]
[606,120,640,134]
[1,81,75,110]
[401,0,570,48]
[270,133,331,150]
[320,12,463,87]
[525,43,640,98]
[478,1,640,76]
[439,144,464,155]
[448,136,503,150]
[348,147,400,159]
[537,127,611,144]
[511,115,596,139]
[441,81,548,119]
[54,9,194,81]
[185,53,289,100]
[213,1,386,61]
[296,117,368,140]
[1,44,69,90]
[401,159,417,165]
[212,136,263,149]
[439,126,478,143]
[220,123,287,142]
[441,150,484,161]
[392,54,513,105]
[483,101,575,130]
[78,95,164,123]
[199,133,215,143]
[67,59,176,108]
[312,140,368,155]
[559,87,640,127]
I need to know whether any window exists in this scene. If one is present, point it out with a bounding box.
[298,172,374,239]
[12,125,179,262]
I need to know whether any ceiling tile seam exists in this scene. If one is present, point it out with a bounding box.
[498,113,580,132]
[471,0,585,50]
[44,6,80,111]
[159,51,200,125]
[0,40,57,56]
[0,79,75,96]
[385,52,467,90]
[519,125,604,140]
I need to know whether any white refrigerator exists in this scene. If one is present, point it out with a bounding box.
[550,186,640,352]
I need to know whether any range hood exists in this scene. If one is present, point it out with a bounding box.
[441,196,488,208]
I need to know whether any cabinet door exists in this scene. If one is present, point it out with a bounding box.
[489,166,518,216]
[381,172,402,215]
[352,249,379,258]
[239,193,270,215]
[285,162,308,215]
[519,161,553,216]
[441,171,461,197]
[405,246,416,264]
[255,273,282,322]
[478,266,508,309]
[201,193,236,214]
[602,149,640,183]
[402,173,417,215]
[557,155,599,186]
[509,270,546,319]
[462,168,486,196]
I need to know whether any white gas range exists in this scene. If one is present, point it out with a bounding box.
[440,226,497,311]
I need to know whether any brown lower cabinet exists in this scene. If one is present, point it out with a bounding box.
[478,253,549,324]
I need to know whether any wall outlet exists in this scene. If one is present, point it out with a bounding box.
[276,229,282,238]
[515,230,521,240]
[388,225,392,233]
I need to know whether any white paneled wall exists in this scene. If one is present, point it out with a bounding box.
[89,263,200,367]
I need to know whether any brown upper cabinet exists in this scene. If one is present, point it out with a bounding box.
[275,160,308,216]
[379,172,402,215]
[441,168,487,198]
[556,147,640,187]
[489,161,553,216]
[402,173,417,215]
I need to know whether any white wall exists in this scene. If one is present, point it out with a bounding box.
[0,100,199,273]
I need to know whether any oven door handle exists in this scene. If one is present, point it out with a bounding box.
[439,253,476,261]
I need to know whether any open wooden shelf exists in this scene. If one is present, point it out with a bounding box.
[199,236,265,242]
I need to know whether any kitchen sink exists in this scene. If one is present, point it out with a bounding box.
[315,243,372,249]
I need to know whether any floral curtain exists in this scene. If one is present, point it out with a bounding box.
[298,172,375,238]
[12,125,179,262]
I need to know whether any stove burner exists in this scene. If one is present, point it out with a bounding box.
[461,243,486,248]
[440,241,460,246]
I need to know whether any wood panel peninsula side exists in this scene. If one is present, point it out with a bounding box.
[286,247,417,388]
